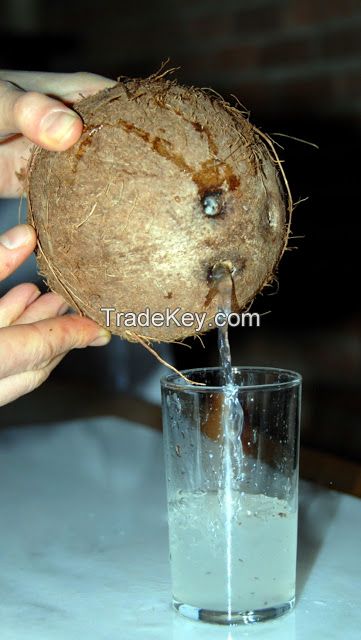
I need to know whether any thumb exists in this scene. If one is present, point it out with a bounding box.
[0,224,37,280]
[0,80,83,151]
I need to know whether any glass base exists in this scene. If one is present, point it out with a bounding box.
[173,597,295,625]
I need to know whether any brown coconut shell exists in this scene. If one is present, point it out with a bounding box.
[27,75,291,344]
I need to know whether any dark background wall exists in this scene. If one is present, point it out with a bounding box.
[0,0,360,460]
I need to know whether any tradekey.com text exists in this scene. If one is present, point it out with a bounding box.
[100,306,261,332]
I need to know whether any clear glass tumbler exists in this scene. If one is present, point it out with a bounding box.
[161,367,302,625]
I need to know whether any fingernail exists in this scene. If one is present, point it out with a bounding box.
[89,331,111,347]
[0,224,33,250]
[41,110,80,144]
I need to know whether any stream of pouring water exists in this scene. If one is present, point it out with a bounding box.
[167,270,297,620]
[214,265,244,619]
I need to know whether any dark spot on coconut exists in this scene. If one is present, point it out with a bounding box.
[234,257,246,273]
[202,190,223,216]
[194,160,240,198]
[231,277,239,310]
[229,174,240,191]
[204,284,217,308]
[206,264,216,283]
[192,121,204,133]
[152,137,190,174]
[165,291,173,299]
[194,161,223,195]
[117,118,150,144]
[76,135,93,160]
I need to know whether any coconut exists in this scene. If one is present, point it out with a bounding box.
[27,73,291,345]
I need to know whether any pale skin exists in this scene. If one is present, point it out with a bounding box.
[0,71,117,406]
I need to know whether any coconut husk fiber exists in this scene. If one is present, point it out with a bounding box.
[27,71,292,346]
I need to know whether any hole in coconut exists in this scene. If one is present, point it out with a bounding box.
[202,190,223,217]
[209,260,235,281]
[267,205,278,228]
[205,260,235,307]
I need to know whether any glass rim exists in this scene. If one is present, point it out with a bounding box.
[161,366,302,393]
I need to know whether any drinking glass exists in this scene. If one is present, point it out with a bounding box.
[161,367,302,625]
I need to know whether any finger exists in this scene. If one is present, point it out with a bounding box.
[0,224,37,280]
[0,80,83,150]
[0,71,116,102]
[0,283,40,327]
[0,134,33,198]
[15,291,68,325]
[0,314,111,378]
[0,351,67,407]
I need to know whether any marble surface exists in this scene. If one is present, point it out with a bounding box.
[0,417,360,640]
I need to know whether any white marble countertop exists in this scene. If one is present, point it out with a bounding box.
[0,417,360,640]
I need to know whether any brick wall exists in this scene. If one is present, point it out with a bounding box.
[172,0,361,119]
[38,0,361,121]
[2,0,360,120]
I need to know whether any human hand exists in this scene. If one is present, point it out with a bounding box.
[0,71,117,406]
[0,70,116,197]
[0,223,111,406]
